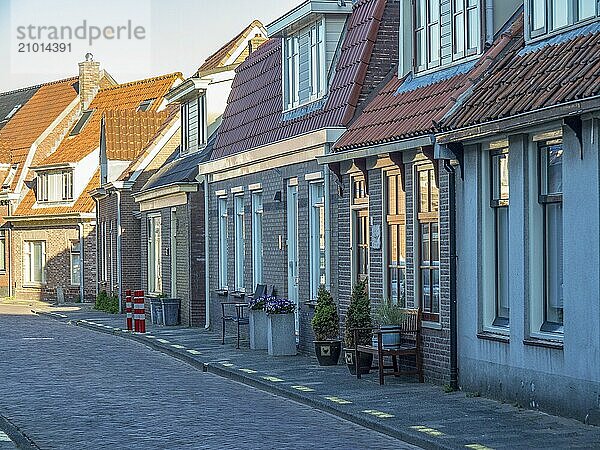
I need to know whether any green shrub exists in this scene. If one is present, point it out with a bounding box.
[373,300,406,326]
[94,291,119,314]
[311,286,339,341]
[344,278,372,348]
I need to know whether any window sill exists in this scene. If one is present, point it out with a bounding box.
[477,332,509,344]
[413,52,481,79]
[23,283,45,289]
[526,17,600,45]
[215,289,228,297]
[422,321,442,331]
[523,337,563,350]
[231,291,245,299]
[305,300,318,308]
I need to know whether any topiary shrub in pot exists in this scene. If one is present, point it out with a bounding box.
[343,278,373,375]
[311,286,341,366]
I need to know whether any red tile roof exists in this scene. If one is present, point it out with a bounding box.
[197,20,267,74]
[211,0,386,160]
[334,16,521,151]
[443,17,600,129]
[41,73,182,165]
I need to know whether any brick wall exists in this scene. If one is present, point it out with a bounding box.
[337,158,452,384]
[12,221,96,303]
[207,160,339,351]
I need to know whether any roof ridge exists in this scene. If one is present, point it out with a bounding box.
[98,72,183,93]
[0,76,78,97]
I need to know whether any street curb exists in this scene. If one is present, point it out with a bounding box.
[34,312,453,450]
[0,415,40,450]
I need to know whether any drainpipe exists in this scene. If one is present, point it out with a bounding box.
[116,190,123,312]
[324,143,332,292]
[202,176,210,329]
[485,0,494,45]
[78,222,85,303]
[92,196,100,297]
[7,202,12,298]
[443,159,458,391]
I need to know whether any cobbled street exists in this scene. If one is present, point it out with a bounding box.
[0,308,418,449]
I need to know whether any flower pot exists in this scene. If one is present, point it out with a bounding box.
[267,313,297,356]
[249,309,268,350]
[314,340,341,366]
[371,325,402,349]
[343,348,373,375]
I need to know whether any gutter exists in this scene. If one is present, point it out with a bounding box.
[116,190,123,312]
[324,144,332,292]
[437,96,600,144]
[443,160,459,391]
[201,175,210,329]
[317,135,434,164]
[78,222,85,303]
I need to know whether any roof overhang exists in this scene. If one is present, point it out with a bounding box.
[134,182,198,203]
[202,127,345,182]
[30,162,76,172]
[436,96,600,145]
[318,135,434,165]
[165,78,210,104]
[6,212,95,224]
[267,0,353,37]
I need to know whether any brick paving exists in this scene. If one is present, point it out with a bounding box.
[30,304,600,450]
[0,309,417,450]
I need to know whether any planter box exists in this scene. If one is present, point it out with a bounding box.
[371,325,401,349]
[267,313,297,356]
[249,309,268,350]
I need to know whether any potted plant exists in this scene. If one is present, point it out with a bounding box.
[265,297,297,356]
[343,278,373,375]
[311,286,341,366]
[248,295,268,350]
[373,300,406,349]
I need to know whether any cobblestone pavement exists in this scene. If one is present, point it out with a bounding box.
[34,304,600,450]
[0,311,419,450]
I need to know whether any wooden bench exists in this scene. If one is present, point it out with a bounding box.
[353,308,423,385]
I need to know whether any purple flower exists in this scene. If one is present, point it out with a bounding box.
[264,297,296,315]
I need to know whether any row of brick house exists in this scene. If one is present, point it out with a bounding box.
[1,0,599,422]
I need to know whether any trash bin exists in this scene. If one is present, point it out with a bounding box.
[161,298,180,326]
[149,297,163,325]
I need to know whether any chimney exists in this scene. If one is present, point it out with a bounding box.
[78,53,100,110]
[248,34,266,55]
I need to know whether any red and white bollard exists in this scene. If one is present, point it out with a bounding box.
[125,290,133,331]
[133,290,146,333]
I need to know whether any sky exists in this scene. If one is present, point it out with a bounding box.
[0,0,301,91]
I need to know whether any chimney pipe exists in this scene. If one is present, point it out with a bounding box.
[78,53,101,110]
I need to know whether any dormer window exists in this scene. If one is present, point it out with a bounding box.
[180,95,207,156]
[70,110,93,136]
[530,0,598,38]
[414,0,481,73]
[37,170,73,203]
[283,18,326,110]
[137,99,155,112]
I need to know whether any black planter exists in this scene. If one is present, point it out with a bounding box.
[314,340,342,366]
[343,348,373,375]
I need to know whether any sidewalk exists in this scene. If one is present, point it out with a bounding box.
[33,304,600,450]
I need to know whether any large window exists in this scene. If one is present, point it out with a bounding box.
[283,18,326,110]
[70,240,81,286]
[309,181,326,299]
[234,194,245,292]
[24,241,45,285]
[218,197,228,290]
[251,192,263,290]
[147,215,162,294]
[0,230,6,272]
[352,176,369,284]
[37,171,74,203]
[530,0,598,37]
[539,142,563,332]
[386,169,407,306]
[491,149,510,326]
[417,166,440,322]
[452,0,480,59]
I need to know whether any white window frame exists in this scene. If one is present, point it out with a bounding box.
[251,191,263,290]
[181,102,189,154]
[529,0,599,38]
[70,240,81,286]
[234,194,245,292]
[414,0,441,72]
[283,18,326,110]
[218,196,228,290]
[0,230,6,272]
[451,0,481,60]
[198,94,207,148]
[24,240,45,286]
[37,171,73,203]
[147,215,162,295]
[309,181,326,300]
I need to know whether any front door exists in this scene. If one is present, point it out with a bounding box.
[286,181,299,340]
[170,209,177,298]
